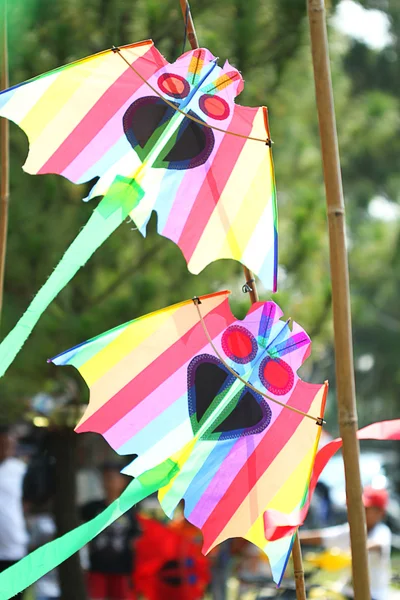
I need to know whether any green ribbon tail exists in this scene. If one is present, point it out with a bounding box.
[0,459,177,600]
[0,177,144,377]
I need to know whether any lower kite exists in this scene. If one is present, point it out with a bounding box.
[0,293,326,597]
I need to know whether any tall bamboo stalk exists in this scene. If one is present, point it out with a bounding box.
[307,1,370,598]
[178,2,307,598]
[0,0,9,322]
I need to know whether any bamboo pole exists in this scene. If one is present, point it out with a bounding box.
[0,0,9,322]
[292,535,307,600]
[178,2,307,598]
[179,0,199,49]
[307,1,370,598]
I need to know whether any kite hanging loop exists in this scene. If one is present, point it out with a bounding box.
[112,46,272,145]
[242,278,255,294]
[192,297,323,424]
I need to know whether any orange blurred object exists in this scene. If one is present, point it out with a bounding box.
[134,514,210,600]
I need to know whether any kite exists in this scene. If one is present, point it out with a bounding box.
[1,282,399,599]
[50,291,327,584]
[0,40,277,377]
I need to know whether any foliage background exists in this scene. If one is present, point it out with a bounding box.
[0,0,398,432]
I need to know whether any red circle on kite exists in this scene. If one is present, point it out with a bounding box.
[158,73,190,99]
[199,94,230,120]
[259,358,294,396]
[222,326,257,364]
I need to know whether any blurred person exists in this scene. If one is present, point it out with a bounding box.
[208,540,232,600]
[27,500,60,600]
[81,462,141,600]
[0,425,29,600]
[300,486,391,600]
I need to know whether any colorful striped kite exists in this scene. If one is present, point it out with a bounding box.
[0,40,277,377]
[51,291,327,583]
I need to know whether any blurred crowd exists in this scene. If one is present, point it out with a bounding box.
[0,424,399,600]
[0,424,239,600]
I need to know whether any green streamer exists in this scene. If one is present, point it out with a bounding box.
[0,458,177,600]
[0,177,144,377]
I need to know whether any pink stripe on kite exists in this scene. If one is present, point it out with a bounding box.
[38,46,165,177]
[61,93,142,182]
[76,300,235,435]
[161,113,235,243]
[187,378,308,527]
[177,108,254,262]
[199,380,323,552]
[104,360,189,449]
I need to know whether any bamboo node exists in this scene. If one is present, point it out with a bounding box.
[339,416,359,427]
[308,0,325,11]
[328,207,345,216]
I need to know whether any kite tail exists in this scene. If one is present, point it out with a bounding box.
[0,177,144,378]
[0,458,178,600]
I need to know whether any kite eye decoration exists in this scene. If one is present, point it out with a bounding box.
[221,325,257,364]
[259,357,294,396]
[199,94,230,120]
[158,73,190,99]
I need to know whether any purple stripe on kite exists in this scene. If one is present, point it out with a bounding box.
[187,428,264,528]
[38,46,164,176]
[104,361,189,449]
[76,301,235,435]
[273,333,310,358]
[257,302,278,344]
[187,393,288,529]
[183,438,238,518]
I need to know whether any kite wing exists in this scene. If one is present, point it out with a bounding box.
[0,42,277,290]
[51,295,326,584]
[0,40,167,183]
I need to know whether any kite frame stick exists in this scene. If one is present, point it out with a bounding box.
[307,1,370,598]
[179,2,309,595]
[0,0,9,321]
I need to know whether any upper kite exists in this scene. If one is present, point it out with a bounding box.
[0,40,277,287]
[0,40,277,378]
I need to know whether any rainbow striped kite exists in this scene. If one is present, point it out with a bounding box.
[0,40,277,377]
[51,291,327,583]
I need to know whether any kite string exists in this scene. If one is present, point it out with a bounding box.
[112,46,272,146]
[193,298,323,424]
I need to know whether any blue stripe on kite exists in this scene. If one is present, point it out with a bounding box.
[77,135,133,184]
[0,88,16,110]
[117,394,189,456]
[155,169,187,233]
[183,437,237,518]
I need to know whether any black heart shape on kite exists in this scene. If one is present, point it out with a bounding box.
[187,354,272,441]
[123,96,215,170]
